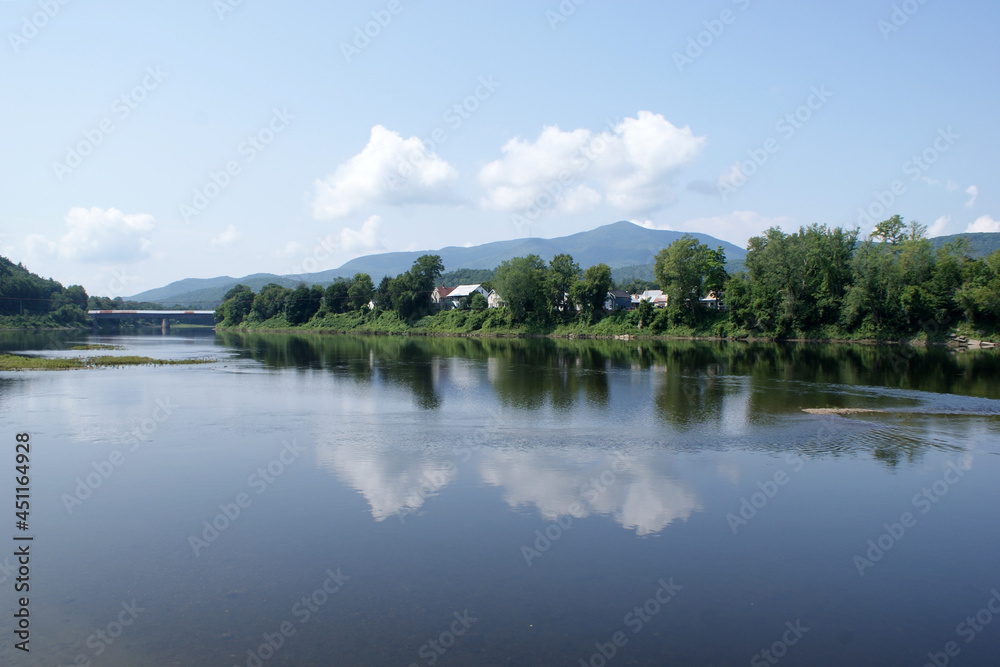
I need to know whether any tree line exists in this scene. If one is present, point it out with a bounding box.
[0,256,89,324]
[214,214,999,337]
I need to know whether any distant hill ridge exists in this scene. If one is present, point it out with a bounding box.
[129,222,1000,307]
[129,221,746,306]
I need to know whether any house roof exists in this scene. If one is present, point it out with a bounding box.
[609,290,631,298]
[434,286,456,298]
[639,290,664,300]
[448,284,483,298]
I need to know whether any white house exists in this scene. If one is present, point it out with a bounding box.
[638,290,668,308]
[431,286,455,309]
[444,284,489,309]
[487,289,505,309]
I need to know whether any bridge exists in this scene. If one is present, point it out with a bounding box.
[88,310,216,332]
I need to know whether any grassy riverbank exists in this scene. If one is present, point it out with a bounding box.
[217,308,997,345]
[0,354,216,371]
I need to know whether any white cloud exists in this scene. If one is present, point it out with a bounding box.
[946,180,960,192]
[27,207,154,263]
[335,214,383,255]
[281,216,385,273]
[315,441,457,522]
[928,215,951,237]
[965,185,979,208]
[715,162,746,197]
[478,111,705,217]
[312,125,458,220]
[965,215,999,233]
[274,241,306,258]
[210,224,242,247]
[479,449,702,536]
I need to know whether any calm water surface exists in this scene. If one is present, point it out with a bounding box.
[1,331,999,666]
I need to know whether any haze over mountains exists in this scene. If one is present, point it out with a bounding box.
[128,221,1000,307]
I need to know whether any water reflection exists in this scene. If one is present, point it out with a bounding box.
[215,332,1000,406]
[315,439,456,521]
[479,448,701,535]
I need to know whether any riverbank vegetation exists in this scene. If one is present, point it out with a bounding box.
[0,353,216,370]
[215,216,1000,343]
[0,254,180,330]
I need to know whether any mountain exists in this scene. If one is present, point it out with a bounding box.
[125,273,306,307]
[930,232,1000,257]
[129,221,747,307]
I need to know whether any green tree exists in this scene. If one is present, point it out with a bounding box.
[871,214,907,245]
[636,298,654,329]
[739,224,858,333]
[956,249,1000,327]
[348,273,374,311]
[250,284,291,322]
[655,235,711,324]
[323,281,350,314]
[493,255,548,323]
[373,276,393,312]
[215,284,254,325]
[284,284,322,325]
[703,247,728,305]
[621,278,657,295]
[389,255,444,319]
[546,253,580,313]
[569,263,612,323]
[469,292,488,311]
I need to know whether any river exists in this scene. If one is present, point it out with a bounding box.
[1,330,999,666]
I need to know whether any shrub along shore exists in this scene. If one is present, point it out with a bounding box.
[215,308,996,347]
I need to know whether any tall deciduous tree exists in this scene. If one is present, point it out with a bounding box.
[546,253,580,313]
[655,235,713,323]
[348,273,374,311]
[493,255,548,323]
[570,263,612,323]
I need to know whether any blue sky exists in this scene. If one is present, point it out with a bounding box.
[2,0,998,296]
